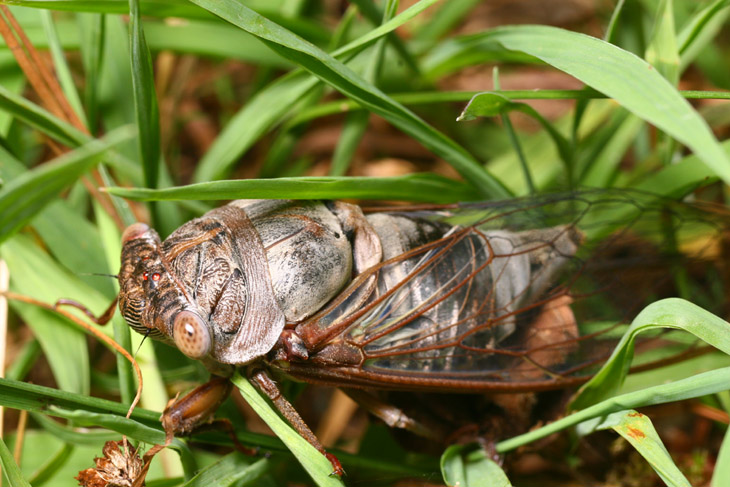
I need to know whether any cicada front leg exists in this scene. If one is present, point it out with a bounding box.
[160,375,259,456]
[54,295,119,325]
[249,369,345,477]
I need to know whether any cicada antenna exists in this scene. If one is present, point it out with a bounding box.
[78,272,119,279]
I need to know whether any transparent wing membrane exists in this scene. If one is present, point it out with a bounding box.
[287,190,728,390]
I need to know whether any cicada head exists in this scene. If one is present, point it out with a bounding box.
[118,223,183,345]
[118,214,286,367]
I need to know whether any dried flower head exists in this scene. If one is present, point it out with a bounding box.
[76,440,145,487]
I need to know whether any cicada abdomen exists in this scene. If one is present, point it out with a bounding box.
[281,190,729,392]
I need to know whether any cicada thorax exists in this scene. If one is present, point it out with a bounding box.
[119,200,387,366]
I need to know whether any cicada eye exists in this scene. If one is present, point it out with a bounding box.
[173,311,211,359]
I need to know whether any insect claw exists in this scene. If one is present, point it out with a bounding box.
[324,452,345,477]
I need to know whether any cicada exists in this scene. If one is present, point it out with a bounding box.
[115,189,729,474]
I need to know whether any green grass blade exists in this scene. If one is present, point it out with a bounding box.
[0,84,88,147]
[0,0,212,18]
[645,0,679,85]
[329,0,393,177]
[190,0,508,197]
[578,410,691,487]
[458,91,572,172]
[193,70,315,183]
[49,407,166,445]
[231,372,344,487]
[143,20,290,65]
[677,0,730,58]
[128,0,161,189]
[413,0,481,43]
[573,298,730,410]
[497,365,730,453]
[180,454,268,487]
[329,110,368,176]
[40,11,86,126]
[27,442,74,487]
[92,199,135,404]
[78,13,105,130]
[482,25,730,186]
[105,174,481,203]
[0,437,32,487]
[0,126,134,244]
[348,0,419,74]
[0,377,159,425]
[33,201,116,298]
[714,426,730,487]
[191,0,465,183]
[441,444,511,487]
[3,236,92,395]
[581,113,643,187]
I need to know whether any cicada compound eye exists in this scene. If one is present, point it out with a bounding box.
[173,311,211,359]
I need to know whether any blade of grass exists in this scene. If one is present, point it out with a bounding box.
[231,372,344,487]
[33,201,116,298]
[77,12,104,130]
[573,298,730,409]
[348,0,419,74]
[128,0,160,189]
[497,365,730,453]
[180,453,268,487]
[577,410,691,487]
[3,237,92,394]
[92,200,135,405]
[580,113,643,187]
[40,10,86,126]
[190,0,507,198]
[329,0,395,176]
[646,0,679,85]
[142,20,291,66]
[677,0,730,59]
[26,443,74,487]
[0,437,31,487]
[458,91,573,186]
[0,85,141,178]
[0,126,134,244]
[482,25,730,186]
[0,377,159,426]
[441,444,511,487]
[714,425,730,487]
[105,174,482,203]
[0,83,88,147]
[0,0,214,19]
[413,0,481,44]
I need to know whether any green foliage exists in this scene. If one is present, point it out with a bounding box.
[1,0,730,486]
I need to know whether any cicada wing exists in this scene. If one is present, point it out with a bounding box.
[290,190,729,391]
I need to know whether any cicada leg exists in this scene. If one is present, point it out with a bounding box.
[160,375,258,456]
[249,369,345,477]
[54,296,119,325]
[342,389,444,441]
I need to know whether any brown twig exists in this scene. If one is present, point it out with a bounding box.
[0,7,126,231]
[1,291,143,418]
[13,410,28,464]
[691,401,730,424]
